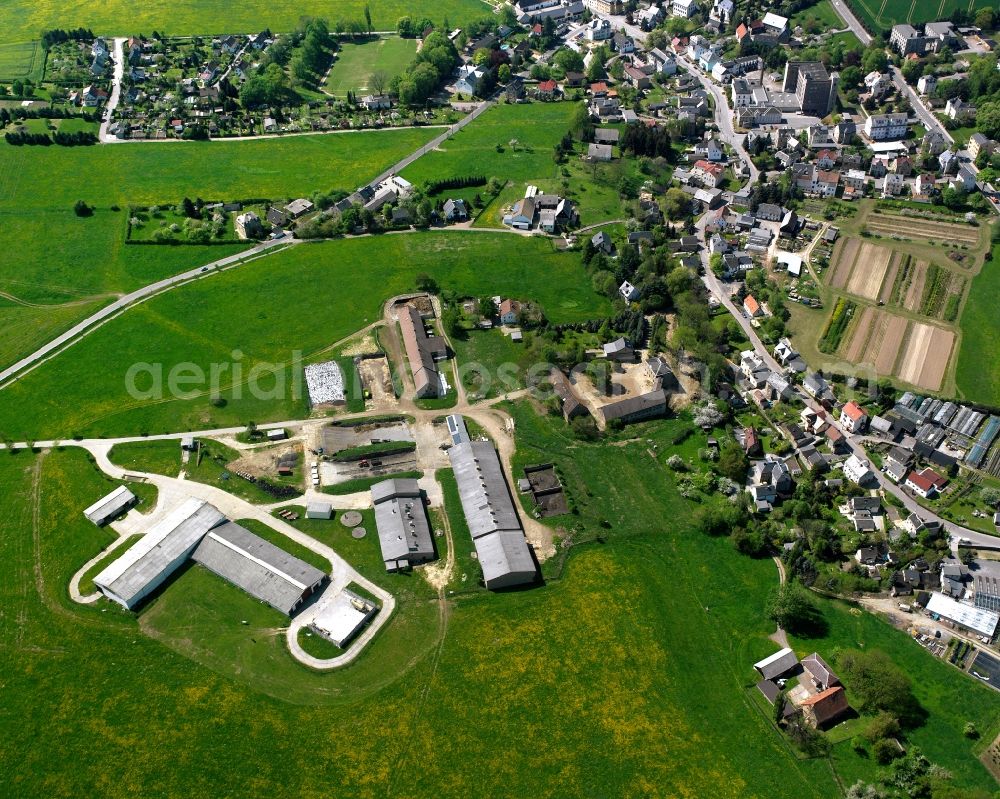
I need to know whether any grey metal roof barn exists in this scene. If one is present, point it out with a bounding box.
[371,478,436,571]
[400,304,445,398]
[446,413,470,445]
[94,498,227,609]
[448,436,536,589]
[83,485,137,526]
[191,521,327,615]
[753,647,799,681]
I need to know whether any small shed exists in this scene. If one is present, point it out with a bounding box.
[267,428,287,441]
[306,502,333,520]
[181,436,196,451]
[83,485,138,527]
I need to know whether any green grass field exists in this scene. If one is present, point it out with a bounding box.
[792,0,843,30]
[0,127,434,370]
[401,101,578,188]
[0,233,611,439]
[0,441,836,798]
[324,36,416,96]
[0,0,489,47]
[845,0,994,31]
[2,401,996,795]
[0,40,44,80]
[449,326,534,399]
[955,241,1000,405]
[0,128,436,212]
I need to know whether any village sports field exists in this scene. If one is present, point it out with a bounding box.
[323,36,416,96]
[845,0,996,32]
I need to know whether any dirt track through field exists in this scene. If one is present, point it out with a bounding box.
[875,314,907,374]
[847,242,892,300]
[903,261,928,312]
[829,238,859,289]
[898,322,955,391]
[842,305,876,363]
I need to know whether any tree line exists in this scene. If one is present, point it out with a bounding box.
[41,28,95,50]
[0,107,99,126]
[424,175,486,194]
[5,130,97,146]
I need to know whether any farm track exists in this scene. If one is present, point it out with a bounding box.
[0,290,115,309]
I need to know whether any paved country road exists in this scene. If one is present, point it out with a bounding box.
[97,38,126,143]
[371,93,498,186]
[0,237,298,387]
[830,0,872,46]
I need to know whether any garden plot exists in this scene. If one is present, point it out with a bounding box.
[873,314,908,375]
[842,305,876,363]
[865,212,981,246]
[898,322,955,391]
[827,237,859,289]
[841,308,905,374]
[845,242,893,301]
[902,260,929,312]
[877,253,901,304]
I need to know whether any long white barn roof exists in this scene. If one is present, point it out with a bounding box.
[94,498,225,605]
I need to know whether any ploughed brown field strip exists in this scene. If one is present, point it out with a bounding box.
[864,213,980,245]
[903,260,928,313]
[874,314,908,375]
[837,307,954,392]
[878,254,901,304]
[842,305,876,363]
[828,237,859,289]
[897,322,955,391]
[845,242,892,301]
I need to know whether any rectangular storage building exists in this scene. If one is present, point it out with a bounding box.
[372,478,436,571]
[93,498,226,609]
[191,521,327,615]
[310,588,379,648]
[448,435,536,589]
[400,304,446,398]
[83,485,138,526]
